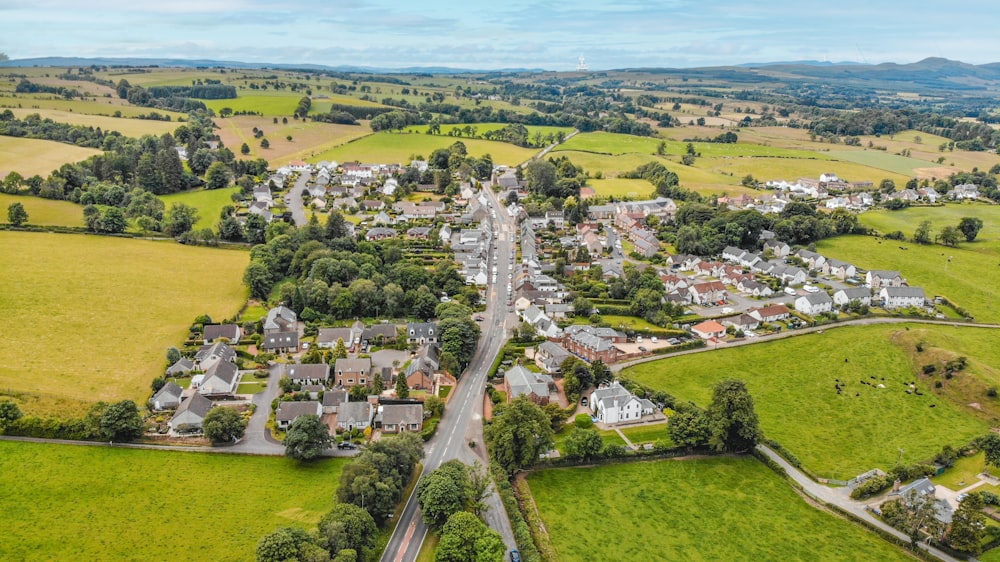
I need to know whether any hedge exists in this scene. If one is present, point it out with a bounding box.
[490,463,543,562]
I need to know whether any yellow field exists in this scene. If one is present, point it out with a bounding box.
[310,132,537,166]
[0,232,249,416]
[0,136,101,178]
[0,194,82,226]
[214,115,372,165]
[8,108,178,138]
[692,155,912,185]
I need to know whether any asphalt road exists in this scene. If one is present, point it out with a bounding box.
[286,171,312,226]
[381,186,519,561]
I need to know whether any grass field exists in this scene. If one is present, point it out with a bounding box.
[624,324,995,479]
[0,136,101,178]
[574,314,663,332]
[8,108,178,138]
[0,94,187,119]
[0,232,248,416]
[309,132,537,166]
[204,93,306,117]
[0,193,82,226]
[619,424,672,446]
[404,122,575,139]
[527,457,911,561]
[827,150,933,176]
[0,440,345,562]
[214,115,371,165]
[817,232,1000,323]
[157,187,241,231]
[587,178,654,199]
[693,155,911,186]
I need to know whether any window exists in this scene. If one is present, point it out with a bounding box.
[360,379,366,385]
[347,379,354,384]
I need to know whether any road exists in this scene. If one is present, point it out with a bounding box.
[381,186,519,561]
[228,363,285,455]
[286,170,312,226]
[758,445,962,562]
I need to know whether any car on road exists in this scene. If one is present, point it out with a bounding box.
[651,336,658,343]
[638,345,647,352]
[509,550,521,562]
[474,315,485,322]
[580,397,588,407]
[336,441,357,450]
[804,285,820,293]
[667,338,680,345]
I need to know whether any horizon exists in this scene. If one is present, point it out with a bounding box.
[2,1,996,70]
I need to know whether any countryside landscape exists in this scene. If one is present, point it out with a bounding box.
[6,3,1000,562]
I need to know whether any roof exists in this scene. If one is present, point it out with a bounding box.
[406,323,438,339]
[173,393,213,420]
[152,381,183,403]
[882,286,926,298]
[505,366,554,398]
[317,327,354,345]
[363,324,398,340]
[338,401,373,425]
[692,320,726,333]
[799,292,833,305]
[285,363,330,381]
[275,401,321,423]
[381,404,423,426]
[868,269,902,279]
[538,341,571,361]
[204,324,240,342]
[335,357,372,373]
[166,358,195,374]
[262,331,298,350]
[323,389,349,408]
[195,342,236,364]
[591,381,636,410]
[753,304,790,317]
[203,361,238,386]
[264,306,297,331]
[837,288,871,299]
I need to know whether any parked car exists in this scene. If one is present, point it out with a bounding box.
[667,338,680,345]
[580,397,588,407]
[337,442,357,450]
[638,346,648,352]
[650,336,658,343]
[636,336,643,343]
[510,550,521,562]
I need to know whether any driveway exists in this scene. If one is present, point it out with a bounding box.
[370,349,411,371]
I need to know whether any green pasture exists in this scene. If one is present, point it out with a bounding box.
[0,193,82,226]
[157,187,241,231]
[308,132,537,166]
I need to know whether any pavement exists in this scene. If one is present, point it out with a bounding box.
[286,171,312,226]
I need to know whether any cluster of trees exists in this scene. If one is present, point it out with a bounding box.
[115,79,209,113]
[0,111,118,148]
[426,140,494,190]
[416,460,491,528]
[14,79,81,99]
[668,379,761,453]
[337,432,424,524]
[523,155,587,200]
[484,396,556,473]
[256,502,377,562]
[284,415,333,461]
[558,356,612,399]
[7,202,28,226]
[202,406,247,444]
[810,108,1000,149]
[619,162,697,202]
[147,84,237,100]
[911,217,984,247]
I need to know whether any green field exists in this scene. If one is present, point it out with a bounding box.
[9,108,179,138]
[0,136,101,178]
[574,315,664,332]
[624,324,994,479]
[204,93,309,117]
[0,193,83,226]
[0,440,345,562]
[556,131,832,159]
[817,231,1000,322]
[309,132,537,166]
[527,457,911,561]
[0,232,249,416]
[693,155,911,186]
[827,150,932,176]
[588,178,654,198]
[0,96,187,120]
[619,424,672,445]
[158,187,241,231]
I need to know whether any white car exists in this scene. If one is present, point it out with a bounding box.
[804,285,820,293]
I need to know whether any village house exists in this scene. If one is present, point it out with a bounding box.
[739,279,773,297]
[261,332,299,354]
[562,325,624,363]
[365,227,397,241]
[169,393,214,433]
[694,260,724,278]
[720,314,760,331]
[362,324,398,346]
[795,249,827,270]
[150,381,183,411]
[823,259,857,281]
[748,304,792,323]
[337,401,374,431]
[317,327,357,350]
[534,341,572,374]
[166,358,195,376]
[504,365,556,405]
[866,270,904,288]
[763,240,791,257]
[333,357,372,388]
[203,324,241,344]
[691,320,727,340]
[322,389,349,414]
[247,202,273,223]
[833,288,872,307]
[951,184,979,200]
[795,292,834,315]
[284,364,330,385]
[880,286,927,309]
[590,381,655,425]
[406,322,439,345]
[194,342,236,372]
[379,404,424,434]
[275,401,322,430]
[198,361,239,397]
[406,344,440,390]
[264,306,297,334]
[688,281,728,305]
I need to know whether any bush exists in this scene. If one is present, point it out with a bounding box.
[922,364,936,374]
[574,413,593,429]
[850,475,892,500]
[420,418,440,441]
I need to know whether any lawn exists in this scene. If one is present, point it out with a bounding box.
[8,108,178,138]
[309,132,537,166]
[0,136,101,178]
[0,440,345,562]
[932,452,1000,491]
[580,314,664,332]
[527,457,911,561]
[0,193,82,226]
[236,382,266,394]
[204,93,307,117]
[817,233,1000,322]
[157,187,241,231]
[619,424,672,446]
[623,324,993,479]
[0,232,249,416]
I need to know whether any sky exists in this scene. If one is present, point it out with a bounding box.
[1,1,997,70]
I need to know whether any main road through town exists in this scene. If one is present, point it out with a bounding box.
[381,186,519,561]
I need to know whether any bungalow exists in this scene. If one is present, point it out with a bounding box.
[535,341,571,374]
[169,393,214,433]
[336,401,374,431]
[333,357,372,388]
[362,324,398,345]
[880,286,927,309]
[361,200,385,211]
[366,227,397,241]
[866,270,904,288]
[406,323,438,345]
[261,332,299,353]
[372,211,394,225]
[739,279,774,297]
[688,281,728,305]
[721,314,760,331]
[748,304,791,323]
[695,261,724,278]
[198,361,239,397]
[194,342,236,372]
[951,184,979,200]
[322,389,349,414]
[590,381,655,425]
[406,344,441,389]
[166,358,195,376]
[833,288,872,307]
[406,226,432,240]
[504,365,555,405]
[889,477,954,526]
[795,249,827,270]
[691,320,727,340]
[823,259,857,281]
[247,202,273,223]
[284,364,330,385]
[264,306,297,334]
[275,401,322,430]
[795,292,833,315]
[380,404,424,434]
[150,381,183,411]
[204,324,241,344]
[666,254,701,270]
[721,245,746,263]
[317,327,356,350]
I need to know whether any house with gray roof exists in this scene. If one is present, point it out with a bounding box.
[166,358,195,376]
[150,381,183,411]
[198,361,239,397]
[889,477,954,525]
[880,286,926,309]
[535,341,571,374]
[794,292,833,315]
[262,332,298,353]
[406,323,438,345]
[866,270,904,288]
[194,342,236,372]
[362,324,398,344]
[337,401,374,431]
[275,401,322,429]
[406,344,440,390]
[590,381,655,425]
[379,404,424,434]
[264,306,297,334]
[322,389,349,414]
[169,393,214,433]
[317,327,357,349]
[504,365,555,405]
[833,288,872,307]
[284,363,330,385]
[203,324,241,344]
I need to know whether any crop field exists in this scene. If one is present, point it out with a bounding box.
[817,233,1000,323]
[157,187,241,231]
[0,232,248,416]
[826,150,934,176]
[527,457,911,561]
[8,108,178,137]
[214,116,371,165]
[204,92,311,117]
[0,95,187,119]
[624,324,994,479]
[0,193,82,226]
[309,132,537,166]
[0,440,345,562]
[693,155,911,186]
[0,136,101,178]
[587,178,654,199]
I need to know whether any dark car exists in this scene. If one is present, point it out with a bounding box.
[509,550,521,562]
[337,441,357,450]
[638,346,648,352]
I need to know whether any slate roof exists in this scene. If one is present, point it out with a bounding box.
[381,404,423,427]
[505,366,554,398]
[285,364,330,382]
[275,401,321,424]
[204,324,240,342]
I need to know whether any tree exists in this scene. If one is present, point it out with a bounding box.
[936,225,961,247]
[395,372,409,399]
[913,220,932,245]
[882,491,946,549]
[947,493,986,555]
[417,460,470,528]
[166,347,181,364]
[958,217,984,242]
[372,371,386,395]
[326,210,349,239]
[880,178,896,193]
[317,503,377,560]
[164,203,200,237]
[668,409,710,449]
[706,379,760,453]
[241,142,251,155]
[284,414,333,461]
[333,338,348,360]
[435,511,505,562]
[564,427,603,460]
[484,396,555,473]
[243,262,273,300]
[100,400,143,442]
[202,406,247,443]
[980,433,1000,469]
[0,399,22,431]
[7,202,28,226]
[524,159,557,196]
[205,161,232,190]
[260,138,270,149]
[256,527,315,562]
[100,207,127,233]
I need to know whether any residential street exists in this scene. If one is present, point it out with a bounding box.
[286,170,312,226]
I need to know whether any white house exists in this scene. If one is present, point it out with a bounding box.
[795,292,833,315]
[823,259,857,281]
[866,270,904,288]
[590,381,655,425]
[880,286,926,309]
[833,288,872,307]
